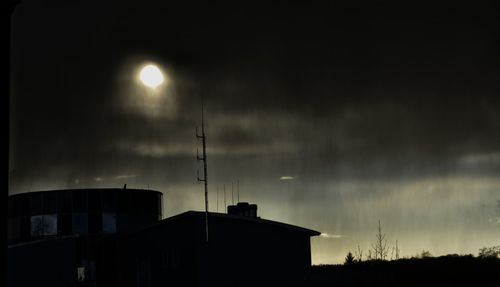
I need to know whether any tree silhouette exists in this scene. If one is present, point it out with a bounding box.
[390,240,400,260]
[420,250,432,258]
[478,246,500,258]
[366,250,373,261]
[344,251,355,265]
[354,245,363,262]
[395,240,400,260]
[371,220,389,260]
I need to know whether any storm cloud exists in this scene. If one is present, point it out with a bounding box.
[10,1,500,263]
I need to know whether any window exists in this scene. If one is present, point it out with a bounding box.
[78,259,96,282]
[43,214,57,235]
[30,215,44,237]
[102,213,116,233]
[73,213,88,234]
[31,214,57,237]
[77,267,86,282]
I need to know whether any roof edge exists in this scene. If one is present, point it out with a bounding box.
[8,188,162,197]
[160,210,321,236]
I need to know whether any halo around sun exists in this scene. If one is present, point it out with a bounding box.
[139,64,164,88]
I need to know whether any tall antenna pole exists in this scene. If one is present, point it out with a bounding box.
[237,179,240,203]
[216,186,219,213]
[223,184,226,212]
[196,97,209,243]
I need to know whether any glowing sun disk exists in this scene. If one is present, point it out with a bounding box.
[139,64,164,88]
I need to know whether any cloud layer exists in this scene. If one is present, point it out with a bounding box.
[10,1,500,263]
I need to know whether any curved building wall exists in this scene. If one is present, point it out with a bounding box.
[8,188,163,244]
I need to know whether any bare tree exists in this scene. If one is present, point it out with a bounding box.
[366,249,373,261]
[395,240,400,260]
[354,245,363,262]
[371,220,389,260]
[390,240,400,260]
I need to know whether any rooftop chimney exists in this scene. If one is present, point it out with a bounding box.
[227,202,258,218]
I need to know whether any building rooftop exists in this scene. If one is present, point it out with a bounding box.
[132,210,321,237]
[8,187,162,197]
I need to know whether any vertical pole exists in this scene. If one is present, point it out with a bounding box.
[202,103,208,243]
[196,97,209,242]
[237,179,239,203]
[223,184,226,212]
[231,182,234,205]
[216,187,218,213]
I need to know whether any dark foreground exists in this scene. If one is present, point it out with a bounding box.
[302,256,500,287]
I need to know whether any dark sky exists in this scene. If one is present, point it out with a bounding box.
[10,1,500,263]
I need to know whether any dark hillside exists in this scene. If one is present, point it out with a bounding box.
[303,256,500,287]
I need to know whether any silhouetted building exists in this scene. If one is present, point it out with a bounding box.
[8,189,320,287]
[100,211,319,287]
[8,188,162,244]
[8,188,162,287]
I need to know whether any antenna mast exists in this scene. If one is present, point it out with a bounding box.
[196,97,209,242]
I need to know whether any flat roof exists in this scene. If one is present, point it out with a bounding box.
[8,188,162,197]
[143,210,321,237]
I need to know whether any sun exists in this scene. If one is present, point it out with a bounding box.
[139,64,164,88]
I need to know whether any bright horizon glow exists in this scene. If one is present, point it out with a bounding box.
[139,64,164,88]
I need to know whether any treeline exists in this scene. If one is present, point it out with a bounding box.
[343,220,499,264]
[345,246,500,265]
[304,255,500,287]
[302,218,499,287]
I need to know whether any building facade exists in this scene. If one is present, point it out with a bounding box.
[100,211,319,287]
[8,188,163,244]
[8,188,162,287]
[8,189,319,287]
